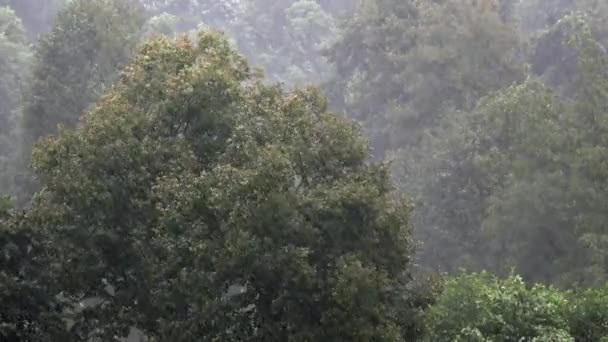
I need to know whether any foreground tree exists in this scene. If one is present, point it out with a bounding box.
[0,197,67,341]
[29,32,426,340]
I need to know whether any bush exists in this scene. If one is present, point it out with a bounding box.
[567,285,608,341]
[425,272,572,341]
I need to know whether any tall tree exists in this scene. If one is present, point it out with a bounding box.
[0,0,65,40]
[0,7,31,197]
[140,0,339,87]
[327,0,524,155]
[476,11,608,285]
[404,10,608,285]
[234,0,337,86]
[29,32,427,340]
[140,0,243,32]
[327,0,526,277]
[21,0,144,146]
[17,0,145,203]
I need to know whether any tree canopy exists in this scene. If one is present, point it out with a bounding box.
[8,32,427,341]
[1,0,608,340]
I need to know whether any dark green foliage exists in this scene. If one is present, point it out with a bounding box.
[2,0,608,338]
[28,32,424,341]
[0,198,67,341]
[567,286,608,341]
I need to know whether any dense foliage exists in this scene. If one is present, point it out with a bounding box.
[2,31,428,341]
[1,0,608,340]
[426,272,608,341]
[141,0,343,86]
[329,0,608,287]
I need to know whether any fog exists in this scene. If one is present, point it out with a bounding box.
[1,0,608,340]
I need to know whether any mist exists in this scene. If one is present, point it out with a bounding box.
[1,0,608,340]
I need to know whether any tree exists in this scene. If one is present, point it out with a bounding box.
[29,32,425,340]
[426,273,574,341]
[325,0,419,155]
[0,197,68,341]
[141,0,244,33]
[554,13,608,284]
[394,78,569,276]
[17,0,145,203]
[21,0,144,146]
[401,9,608,285]
[0,7,31,197]
[327,0,524,156]
[234,0,338,86]
[427,272,608,341]
[327,0,527,278]
[567,285,608,341]
[516,0,576,33]
[0,0,65,40]
[140,0,339,87]
[530,2,608,96]
[476,13,608,285]
[141,12,180,38]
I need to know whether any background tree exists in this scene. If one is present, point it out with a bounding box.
[21,0,144,146]
[0,7,31,198]
[395,8,608,285]
[325,0,608,285]
[471,12,608,286]
[140,0,340,87]
[327,0,524,155]
[327,0,526,276]
[233,0,338,86]
[16,0,145,204]
[141,0,244,32]
[0,0,65,40]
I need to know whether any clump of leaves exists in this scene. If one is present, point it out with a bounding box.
[425,272,573,341]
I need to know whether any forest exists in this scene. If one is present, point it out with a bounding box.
[1,0,608,340]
